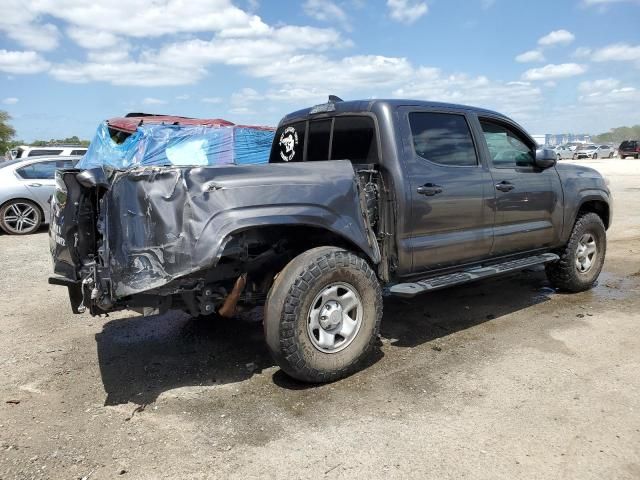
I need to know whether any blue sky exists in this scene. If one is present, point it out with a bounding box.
[0,0,639,141]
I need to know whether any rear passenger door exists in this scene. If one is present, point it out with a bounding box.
[478,117,563,256]
[400,108,495,273]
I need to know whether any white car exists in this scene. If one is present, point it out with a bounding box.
[575,144,614,159]
[553,145,574,160]
[8,145,87,160]
[0,156,80,234]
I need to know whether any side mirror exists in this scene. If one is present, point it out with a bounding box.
[535,148,557,169]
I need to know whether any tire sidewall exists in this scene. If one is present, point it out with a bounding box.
[568,215,606,286]
[264,247,382,382]
[289,264,379,373]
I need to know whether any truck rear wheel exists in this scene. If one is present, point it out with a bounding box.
[545,212,606,292]
[264,246,382,383]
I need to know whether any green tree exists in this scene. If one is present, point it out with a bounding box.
[593,125,640,144]
[0,110,16,156]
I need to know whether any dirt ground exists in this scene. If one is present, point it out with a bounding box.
[1,158,639,480]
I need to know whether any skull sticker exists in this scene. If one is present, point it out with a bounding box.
[279,126,299,162]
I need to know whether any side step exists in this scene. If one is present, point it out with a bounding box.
[389,253,559,298]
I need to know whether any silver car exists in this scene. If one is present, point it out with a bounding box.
[0,156,79,235]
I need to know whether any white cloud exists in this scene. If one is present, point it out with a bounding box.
[578,78,620,93]
[538,29,575,47]
[515,50,545,63]
[578,80,640,106]
[592,43,640,62]
[2,97,19,105]
[387,0,428,24]
[304,0,350,30]
[66,28,121,50]
[0,50,50,74]
[522,63,586,81]
[583,0,640,6]
[176,94,190,101]
[572,47,592,58]
[33,0,261,39]
[142,97,167,105]
[50,61,204,86]
[0,1,60,51]
[481,0,496,9]
[201,97,223,104]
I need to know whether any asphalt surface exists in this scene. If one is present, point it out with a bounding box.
[1,159,639,480]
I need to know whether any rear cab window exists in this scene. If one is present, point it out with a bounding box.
[270,115,378,163]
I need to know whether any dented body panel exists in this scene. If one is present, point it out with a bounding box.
[50,160,379,311]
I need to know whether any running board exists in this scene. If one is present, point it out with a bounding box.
[389,253,559,298]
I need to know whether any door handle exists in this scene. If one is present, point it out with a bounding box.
[495,181,514,192]
[417,183,443,196]
[28,183,43,187]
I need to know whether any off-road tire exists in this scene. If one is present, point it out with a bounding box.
[546,212,606,292]
[264,246,382,383]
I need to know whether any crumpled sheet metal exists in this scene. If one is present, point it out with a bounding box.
[77,122,275,170]
[104,160,379,298]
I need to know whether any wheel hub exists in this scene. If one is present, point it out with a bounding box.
[319,301,343,330]
[307,282,363,354]
[576,233,597,273]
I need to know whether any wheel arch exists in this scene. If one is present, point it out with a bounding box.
[576,197,610,230]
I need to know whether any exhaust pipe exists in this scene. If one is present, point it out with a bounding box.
[218,273,247,318]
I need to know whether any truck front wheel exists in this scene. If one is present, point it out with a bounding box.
[264,247,382,383]
[545,212,606,292]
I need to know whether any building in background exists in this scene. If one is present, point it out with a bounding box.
[531,134,592,146]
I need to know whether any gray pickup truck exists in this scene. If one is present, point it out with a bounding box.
[49,98,612,382]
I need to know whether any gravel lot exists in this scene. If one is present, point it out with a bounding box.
[1,158,639,480]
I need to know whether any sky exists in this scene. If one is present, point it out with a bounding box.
[0,0,639,141]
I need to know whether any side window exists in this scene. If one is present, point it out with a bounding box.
[16,161,58,179]
[306,120,331,161]
[57,159,77,169]
[28,149,63,157]
[480,120,535,168]
[331,116,378,163]
[270,121,306,162]
[408,112,478,166]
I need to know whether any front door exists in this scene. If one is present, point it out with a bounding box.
[401,109,495,273]
[478,117,563,256]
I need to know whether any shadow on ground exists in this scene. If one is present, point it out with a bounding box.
[96,267,554,406]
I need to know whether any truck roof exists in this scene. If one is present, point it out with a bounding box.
[279,99,508,126]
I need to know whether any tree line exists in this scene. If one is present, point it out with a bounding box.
[0,110,90,155]
[593,125,640,144]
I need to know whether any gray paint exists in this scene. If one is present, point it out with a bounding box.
[102,161,378,298]
[49,98,612,313]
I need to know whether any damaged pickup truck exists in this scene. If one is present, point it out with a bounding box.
[49,99,612,382]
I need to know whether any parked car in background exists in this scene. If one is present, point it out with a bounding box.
[8,145,87,160]
[574,144,613,159]
[554,145,574,160]
[0,156,80,234]
[618,140,640,159]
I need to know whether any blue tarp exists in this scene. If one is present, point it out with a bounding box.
[77,122,275,170]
